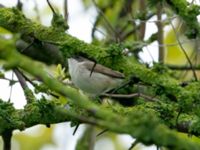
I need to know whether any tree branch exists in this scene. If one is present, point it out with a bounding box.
[167,64,200,70]
[0,8,181,92]
[102,93,158,102]
[156,2,164,62]
[64,0,68,23]
[2,130,12,150]
[0,7,200,150]
[13,68,35,103]
[14,69,28,90]
[0,37,199,149]
[170,21,198,81]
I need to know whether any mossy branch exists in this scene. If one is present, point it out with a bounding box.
[0,6,200,150]
[0,34,200,149]
[0,8,181,90]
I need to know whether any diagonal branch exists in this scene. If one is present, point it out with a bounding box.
[13,68,35,103]
[170,21,198,81]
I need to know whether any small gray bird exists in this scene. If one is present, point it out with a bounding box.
[68,56,124,96]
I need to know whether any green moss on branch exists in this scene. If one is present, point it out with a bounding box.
[1,7,200,149]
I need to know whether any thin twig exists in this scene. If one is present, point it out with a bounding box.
[128,140,139,150]
[167,64,200,70]
[170,21,198,81]
[64,0,68,23]
[145,46,155,62]
[16,69,37,86]
[102,93,158,102]
[132,39,196,49]
[14,69,28,90]
[111,80,132,94]
[128,15,177,23]
[47,0,56,15]
[102,92,137,98]
[20,40,35,53]
[96,129,109,137]
[90,62,97,77]
[138,0,146,40]
[122,14,155,41]
[8,72,14,102]
[152,40,195,47]
[17,69,61,99]
[14,68,35,103]
[92,0,118,41]
[0,77,17,83]
[73,124,80,135]
[92,26,106,38]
